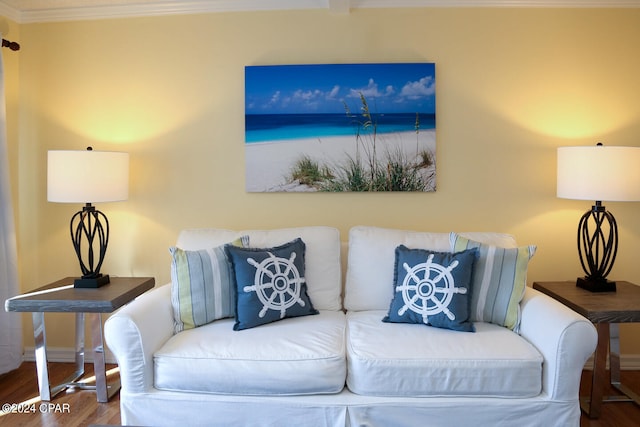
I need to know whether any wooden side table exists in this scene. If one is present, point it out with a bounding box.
[533,281,640,419]
[4,276,154,403]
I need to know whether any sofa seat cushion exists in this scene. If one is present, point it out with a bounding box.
[346,310,543,397]
[154,310,346,395]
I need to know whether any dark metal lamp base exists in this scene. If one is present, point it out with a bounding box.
[74,275,110,288]
[576,277,616,292]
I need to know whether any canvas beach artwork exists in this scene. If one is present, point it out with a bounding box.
[244,63,436,192]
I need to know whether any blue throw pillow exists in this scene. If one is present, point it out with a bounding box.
[383,245,477,332]
[225,238,318,330]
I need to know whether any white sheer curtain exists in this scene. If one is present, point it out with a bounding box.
[0,43,22,374]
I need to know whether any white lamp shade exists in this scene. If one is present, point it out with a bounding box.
[557,145,640,202]
[48,150,129,203]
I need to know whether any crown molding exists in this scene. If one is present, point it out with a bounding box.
[1,0,639,24]
[0,2,20,22]
[354,0,640,6]
[11,1,318,24]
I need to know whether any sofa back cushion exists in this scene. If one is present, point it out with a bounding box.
[344,226,517,311]
[177,226,342,311]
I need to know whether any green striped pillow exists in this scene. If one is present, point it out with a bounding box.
[450,233,536,332]
[170,236,249,333]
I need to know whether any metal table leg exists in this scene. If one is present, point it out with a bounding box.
[609,324,640,405]
[32,312,85,401]
[88,313,120,402]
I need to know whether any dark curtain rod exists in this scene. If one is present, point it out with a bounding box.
[2,39,20,51]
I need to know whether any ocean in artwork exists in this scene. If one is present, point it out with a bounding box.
[245,112,436,143]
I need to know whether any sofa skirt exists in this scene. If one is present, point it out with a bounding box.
[119,388,579,427]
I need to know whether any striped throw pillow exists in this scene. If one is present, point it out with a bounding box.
[450,232,536,332]
[170,236,249,333]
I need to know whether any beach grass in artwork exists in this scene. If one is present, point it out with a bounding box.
[244,63,436,192]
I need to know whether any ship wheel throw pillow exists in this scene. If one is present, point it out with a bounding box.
[226,238,318,331]
[383,245,478,332]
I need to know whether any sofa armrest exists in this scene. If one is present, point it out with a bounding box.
[519,287,597,401]
[104,283,173,393]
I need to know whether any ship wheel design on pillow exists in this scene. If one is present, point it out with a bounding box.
[244,252,307,318]
[397,254,467,324]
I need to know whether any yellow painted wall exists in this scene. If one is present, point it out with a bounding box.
[6,8,640,354]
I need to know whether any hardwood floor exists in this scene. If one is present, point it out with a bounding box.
[579,369,640,427]
[1,363,639,426]
[0,362,120,427]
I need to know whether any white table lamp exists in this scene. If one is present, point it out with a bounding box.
[48,147,129,288]
[557,143,640,292]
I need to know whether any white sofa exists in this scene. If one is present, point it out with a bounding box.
[104,226,597,427]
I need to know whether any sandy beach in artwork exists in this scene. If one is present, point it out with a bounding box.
[245,130,436,192]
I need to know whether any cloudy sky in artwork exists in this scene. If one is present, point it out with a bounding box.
[245,63,436,115]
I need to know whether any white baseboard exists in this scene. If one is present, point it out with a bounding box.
[22,346,117,365]
[581,354,640,370]
[22,347,640,371]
